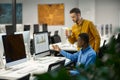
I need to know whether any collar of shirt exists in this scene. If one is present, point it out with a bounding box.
[81,46,91,54]
[77,17,84,26]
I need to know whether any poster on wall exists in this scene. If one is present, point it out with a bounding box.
[38,3,64,25]
[0,3,22,24]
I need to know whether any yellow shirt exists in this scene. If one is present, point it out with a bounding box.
[68,19,101,53]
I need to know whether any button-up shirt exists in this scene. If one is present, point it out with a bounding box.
[60,45,96,76]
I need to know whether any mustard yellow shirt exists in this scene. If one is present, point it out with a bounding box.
[68,19,101,53]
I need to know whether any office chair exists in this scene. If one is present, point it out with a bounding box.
[53,31,61,43]
[24,25,30,31]
[116,33,120,43]
[30,39,34,55]
[42,24,48,32]
[48,32,53,44]
[98,40,107,58]
[34,24,39,33]
[5,25,15,35]
[48,60,65,72]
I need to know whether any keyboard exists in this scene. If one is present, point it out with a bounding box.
[37,57,62,63]
[40,59,56,63]
[17,66,38,74]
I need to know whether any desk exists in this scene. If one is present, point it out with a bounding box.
[0,56,65,80]
[50,42,77,67]
[50,42,78,52]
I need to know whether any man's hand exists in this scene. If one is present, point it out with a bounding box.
[65,29,72,38]
[52,45,61,52]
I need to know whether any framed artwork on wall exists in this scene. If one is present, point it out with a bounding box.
[38,3,64,25]
[0,3,22,24]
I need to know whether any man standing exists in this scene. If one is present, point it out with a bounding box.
[66,8,100,53]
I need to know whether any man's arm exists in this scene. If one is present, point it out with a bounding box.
[89,22,101,53]
[60,50,79,62]
[67,26,77,44]
[52,45,79,62]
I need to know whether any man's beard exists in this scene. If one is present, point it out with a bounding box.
[75,17,79,24]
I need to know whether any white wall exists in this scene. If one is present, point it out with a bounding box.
[22,0,79,35]
[1,0,120,34]
[95,0,120,31]
[78,0,95,23]
[0,0,79,36]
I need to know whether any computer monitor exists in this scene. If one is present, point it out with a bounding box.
[33,32,50,57]
[15,31,30,56]
[0,33,6,57]
[2,34,27,67]
[0,33,6,68]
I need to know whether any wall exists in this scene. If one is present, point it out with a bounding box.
[1,0,120,34]
[22,0,79,35]
[95,0,120,32]
[78,0,95,23]
[0,0,79,36]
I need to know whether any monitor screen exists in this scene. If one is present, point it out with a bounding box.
[33,32,49,56]
[2,34,27,67]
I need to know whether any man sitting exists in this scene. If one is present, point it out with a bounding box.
[52,33,96,76]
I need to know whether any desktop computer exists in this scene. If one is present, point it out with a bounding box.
[2,34,27,68]
[33,32,50,59]
[0,33,6,68]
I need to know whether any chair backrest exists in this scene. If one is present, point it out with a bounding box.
[48,60,65,72]
[34,24,39,33]
[42,24,48,32]
[54,30,58,36]
[5,25,15,35]
[24,25,30,31]
[53,31,61,43]
[48,32,53,44]
[53,35,61,43]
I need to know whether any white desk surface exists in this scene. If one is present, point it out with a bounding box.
[0,56,66,80]
[50,42,78,51]
[50,37,109,51]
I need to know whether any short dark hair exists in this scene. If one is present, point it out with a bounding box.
[70,8,81,15]
[79,33,89,44]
